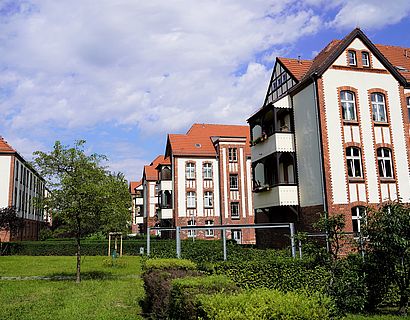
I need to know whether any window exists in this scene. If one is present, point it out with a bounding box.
[352,206,366,235]
[377,148,394,178]
[232,229,242,244]
[186,162,195,179]
[204,191,213,208]
[230,175,238,190]
[361,52,370,67]
[407,96,410,121]
[346,147,363,178]
[228,148,237,162]
[203,163,212,179]
[187,191,196,208]
[371,93,387,122]
[187,219,196,238]
[341,90,357,121]
[348,50,357,66]
[231,202,240,219]
[205,220,214,237]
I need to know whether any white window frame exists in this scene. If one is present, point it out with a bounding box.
[377,148,394,179]
[407,96,410,121]
[229,174,238,190]
[204,191,213,208]
[232,229,242,244]
[203,163,212,179]
[361,52,370,67]
[186,162,195,179]
[230,202,240,219]
[187,219,196,238]
[371,93,387,122]
[228,148,237,162]
[205,220,214,237]
[348,50,357,66]
[187,191,196,208]
[352,206,366,235]
[341,90,357,121]
[346,147,363,178]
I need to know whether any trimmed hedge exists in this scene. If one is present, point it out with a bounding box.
[142,258,200,320]
[214,257,330,293]
[169,275,239,320]
[196,288,337,320]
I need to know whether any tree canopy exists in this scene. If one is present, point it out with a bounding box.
[33,140,132,282]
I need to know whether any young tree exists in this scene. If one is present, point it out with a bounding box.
[364,202,410,315]
[33,140,131,283]
[0,206,25,243]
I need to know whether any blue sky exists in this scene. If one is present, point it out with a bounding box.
[0,0,409,182]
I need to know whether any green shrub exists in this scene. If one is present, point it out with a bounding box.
[169,275,240,320]
[143,258,196,271]
[214,257,330,293]
[196,288,337,320]
[142,258,199,319]
[101,257,128,268]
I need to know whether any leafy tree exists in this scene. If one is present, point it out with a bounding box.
[0,206,25,243]
[33,140,131,282]
[364,202,410,315]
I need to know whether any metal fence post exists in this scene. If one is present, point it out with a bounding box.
[290,223,296,258]
[176,226,181,259]
[147,227,150,257]
[222,228,227,261]
[298,239,302,259]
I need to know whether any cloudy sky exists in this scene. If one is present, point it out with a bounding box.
[1,0,409,182]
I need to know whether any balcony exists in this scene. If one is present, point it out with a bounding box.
[159,208,173,220]
[251,133,294,161]
[134,216,144,224]
[254,185,299,209]
[134,197,143,206]
[157,180,172,192]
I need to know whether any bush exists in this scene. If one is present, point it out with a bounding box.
[142,258,200,319]
[214,257,330,293]
[169,275,239,320]
[143,258,196,271]
[101,257,128,268]
[196,288,337,320]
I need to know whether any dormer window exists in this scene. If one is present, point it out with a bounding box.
[348,50,357,66]
[362,52,370,67]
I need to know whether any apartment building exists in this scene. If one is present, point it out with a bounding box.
[248,28,410,245]
[154,123,255,243]
[129,180,143,234]
[0,137,47,241]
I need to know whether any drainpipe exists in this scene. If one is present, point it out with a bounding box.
[311,73,330,252]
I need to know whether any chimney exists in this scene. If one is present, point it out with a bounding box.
[297,55,301,64]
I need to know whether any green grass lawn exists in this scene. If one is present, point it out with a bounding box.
[346,315,410,320]
[0,256,144,320]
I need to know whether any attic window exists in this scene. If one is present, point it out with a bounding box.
[348,51,357,66]
[195,143,201,148]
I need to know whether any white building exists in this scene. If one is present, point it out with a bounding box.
[248,28,410,245]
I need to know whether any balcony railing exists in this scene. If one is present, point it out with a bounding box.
[253,185,298,209]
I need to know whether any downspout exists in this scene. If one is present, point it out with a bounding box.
[311,73,330,252]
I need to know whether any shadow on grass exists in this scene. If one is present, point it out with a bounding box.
[46,271,115,281]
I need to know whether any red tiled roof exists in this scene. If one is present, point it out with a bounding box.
[168,123,250,157]
[143,155,170,181]
[0,136,16,154]
[278,58,313,81]
[376,44,410,82]
[129,180,142,193]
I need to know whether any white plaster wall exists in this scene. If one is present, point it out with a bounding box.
[149,182,157,217]
[293,83,324,207]
[239,148,246,218]
[246,159,253,216]
[177,157,220,218]
[0,156,11,208]
[322,68,410,203]
[222,149,228,218]
[404,89,410,94]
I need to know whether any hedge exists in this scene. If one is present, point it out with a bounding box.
[214,257,330,293]
[169,275,239,320]
[142,258,200,320]
[196,288,337,320]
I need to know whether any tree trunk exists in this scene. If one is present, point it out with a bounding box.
[398,291,408,316]
[76,215,81,283]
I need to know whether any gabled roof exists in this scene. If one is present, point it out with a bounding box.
[129,180,142,193]
[376,44,410,82]
[0,136,16,154]
[168,123,251,157]
[277,58,313,81]
[143,155,169,181]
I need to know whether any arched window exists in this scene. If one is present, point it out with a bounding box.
[371,93,387,122]
[346,147,363,178]
[204,191,213,208]
[351,206,366,235]
[187,191,196,208]
[186,163,195,179]
[377,148,394,178]
[203,163,212,179]
[341,91,357,121]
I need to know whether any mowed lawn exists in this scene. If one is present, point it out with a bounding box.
[0,256,144,320]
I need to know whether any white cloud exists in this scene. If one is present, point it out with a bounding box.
[328,0,410,30]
